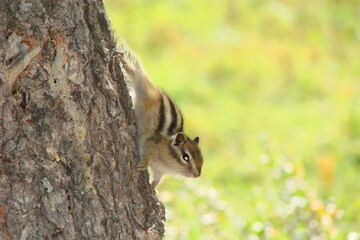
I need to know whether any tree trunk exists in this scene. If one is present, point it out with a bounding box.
[0,0,165,239]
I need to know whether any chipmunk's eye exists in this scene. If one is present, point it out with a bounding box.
[182,153,190,162]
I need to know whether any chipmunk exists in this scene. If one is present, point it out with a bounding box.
[116,46,203,188]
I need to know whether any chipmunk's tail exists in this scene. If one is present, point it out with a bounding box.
[117,41,154,104]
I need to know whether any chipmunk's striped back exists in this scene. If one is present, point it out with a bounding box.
[118,43,184,138]
[156,92,184,137]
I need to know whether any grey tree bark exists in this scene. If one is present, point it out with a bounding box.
[0,0,165,239]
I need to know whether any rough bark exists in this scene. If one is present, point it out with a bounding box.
[0,0,165,239]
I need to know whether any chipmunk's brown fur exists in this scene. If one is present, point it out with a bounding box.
[117,46,203,187]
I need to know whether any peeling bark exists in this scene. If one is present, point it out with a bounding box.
[0,0,165,239]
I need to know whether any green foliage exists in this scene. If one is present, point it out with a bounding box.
[104,0,360,239]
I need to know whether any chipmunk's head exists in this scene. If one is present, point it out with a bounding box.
[169,132,203,178]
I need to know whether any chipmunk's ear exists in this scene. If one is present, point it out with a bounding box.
[173,132,186,146]
[193,136,200,144]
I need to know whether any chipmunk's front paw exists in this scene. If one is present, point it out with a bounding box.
[136,162,148,171]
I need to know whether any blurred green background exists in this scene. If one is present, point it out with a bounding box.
[104,0,360,239]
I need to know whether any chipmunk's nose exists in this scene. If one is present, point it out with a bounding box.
[194,173,200,178]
